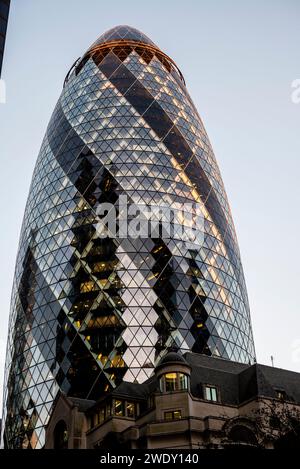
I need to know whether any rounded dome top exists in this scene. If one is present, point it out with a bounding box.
[157,352,188,367]
[90,25,156,49]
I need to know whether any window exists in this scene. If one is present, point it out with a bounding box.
[126,402,135,418]
[179,373,189,390]
[164,410,182,420]
[165,372,177,391]
[276,390,286,401]
[114,399,125,416]
[80,281,97,293]
[53,420,68,449]
[160,372,189,392]
[204,385,218,402]
[148,395,154,409]
[112,400,137,418]
[228,425,258,446]
[98,407,106,424]
[106,402,112,417]
[90,406,108,429]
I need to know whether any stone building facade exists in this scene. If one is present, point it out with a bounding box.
[45,352,300,449]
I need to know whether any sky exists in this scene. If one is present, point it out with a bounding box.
[0,0,299,412]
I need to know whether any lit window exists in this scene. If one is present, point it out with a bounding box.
[114,399,124,416]
[126,402,135,418]
[92,262,108,272]
[204,385,218,402]
[161,372,189,392]
[88,315,119,328]
[110,354,125,368]
[80,281,97,293]
[164,410,182,420]
[165,372,177,391]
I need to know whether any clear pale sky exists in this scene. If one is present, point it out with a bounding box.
[0,0,300,411]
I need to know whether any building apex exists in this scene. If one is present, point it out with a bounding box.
[90,25,156,49]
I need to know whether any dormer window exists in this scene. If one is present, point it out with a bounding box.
[203,384,218,402]
[160,372,189,392]
[126,402,135,418]
[276,390,286,401]
[113,399,136,418]
[114,399,125,416]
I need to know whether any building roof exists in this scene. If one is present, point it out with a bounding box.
[110,378,157,400]
[239,363,300,403]
[66,396,96,412]
[184,353,300,405]
[56,354,300,414]
[90,25,156,50]
[157,351,189,367]
[185,353,244,405]
[185,352,249,373]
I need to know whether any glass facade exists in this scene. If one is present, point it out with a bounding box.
[2,25,255,448]
[0,0,10,77]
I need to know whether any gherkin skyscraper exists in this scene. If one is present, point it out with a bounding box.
[2,25,255,448]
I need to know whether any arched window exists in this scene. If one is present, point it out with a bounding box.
[53,420,68,449]
[228,425,258,446]
[160,372,189,392]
